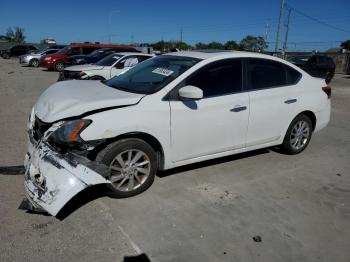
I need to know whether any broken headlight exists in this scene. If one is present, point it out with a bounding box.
[47,119,92,150]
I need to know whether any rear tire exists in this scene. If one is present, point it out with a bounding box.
[280,114,313,155]
[96,139,157,198]
[54,61,64,71]
[2,53,10,59]
[30,59,39,67]
[325,71,334,84]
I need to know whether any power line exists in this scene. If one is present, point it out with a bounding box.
[286,3,350,34]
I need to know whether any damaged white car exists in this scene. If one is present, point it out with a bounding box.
[23,51,331,216]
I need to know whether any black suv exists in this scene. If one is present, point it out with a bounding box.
[65,47,139,66]
[1,44,38,59]
[288,54,336,84]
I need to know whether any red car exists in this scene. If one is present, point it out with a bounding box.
[39,43,138,71]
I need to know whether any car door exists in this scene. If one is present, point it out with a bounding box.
[245,58,302,148]
[170,59,249,162]
[11,45,25,56]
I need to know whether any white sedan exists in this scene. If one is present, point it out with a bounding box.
[59,52,154,81]
[23,51,331,216]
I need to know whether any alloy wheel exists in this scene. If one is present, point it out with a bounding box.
[290,120,310,150]
[108,149,151,192]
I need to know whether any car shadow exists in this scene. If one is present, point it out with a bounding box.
[56,184,109,220]
[21,148,275,219]
[123,254,152,262]
[0,165,25,175]
[157,148,270,178]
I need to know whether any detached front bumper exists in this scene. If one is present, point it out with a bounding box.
[24,140,111,216]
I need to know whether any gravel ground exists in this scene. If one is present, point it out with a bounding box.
[0,58,349,262]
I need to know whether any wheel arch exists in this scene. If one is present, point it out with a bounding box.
[29,58,39,65]
[296,110,317,131]
[281,110,317,143]
[89,75,106,80]
[89,132,165,170]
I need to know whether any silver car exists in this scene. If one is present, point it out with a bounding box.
[19,49,59,67]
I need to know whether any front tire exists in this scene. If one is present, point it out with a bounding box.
[280,115,313,154]
[96,139,157,198]
[30,59,39,67]
[54,61,64,71]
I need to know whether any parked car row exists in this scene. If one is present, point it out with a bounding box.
[39,42,139,71]
[13,42,155,80]
[19,48,61,67]
[59,52,154,81]
[20,50,331,216]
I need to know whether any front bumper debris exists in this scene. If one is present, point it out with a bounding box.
[23,140,111,216]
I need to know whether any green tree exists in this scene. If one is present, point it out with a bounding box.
[5,27,25,43]
[151,40,167,51]
[207,41,224,49]
[239,35,267,52]
[195,42,208,49]
[224,40,239,50]
[340,40,350,50]
[4,27,14,41]
[174,41,192,50]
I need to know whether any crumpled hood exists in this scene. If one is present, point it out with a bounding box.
[65,64,104,71]
[34,80,144,123]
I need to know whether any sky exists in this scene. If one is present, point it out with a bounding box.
[0,0,349,51]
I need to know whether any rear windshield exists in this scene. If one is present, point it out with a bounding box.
[104,55,200,94]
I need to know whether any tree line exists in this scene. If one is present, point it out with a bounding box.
[140,35,268,52]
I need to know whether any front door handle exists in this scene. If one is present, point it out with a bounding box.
[230,105,247,112]
[284,98,297,104]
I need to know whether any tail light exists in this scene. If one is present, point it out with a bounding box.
[322,86,331,99]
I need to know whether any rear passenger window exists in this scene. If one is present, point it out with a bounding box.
[186,59,242,98]
[248,58,286,89]
[70,47,81,55]
[285,66,301,85]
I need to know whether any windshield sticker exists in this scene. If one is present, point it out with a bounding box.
[152,68,174,77]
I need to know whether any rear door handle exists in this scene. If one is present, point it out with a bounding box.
[284,98,297,104]
[230,105,247,112]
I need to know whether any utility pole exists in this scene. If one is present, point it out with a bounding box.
[275,0,285,53]
[180,28,183,42]
[264,22,270,42]
[283,8,292,53]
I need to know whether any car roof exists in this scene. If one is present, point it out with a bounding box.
[114,52,153,56]
[167,50,280,60]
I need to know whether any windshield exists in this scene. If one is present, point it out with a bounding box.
[89,49,109,58]
[104,55,200,94]
[32,49,45,54]
[95,53,123,66]
[57,46,69,54]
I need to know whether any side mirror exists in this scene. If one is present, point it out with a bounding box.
[178,85,203,100]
